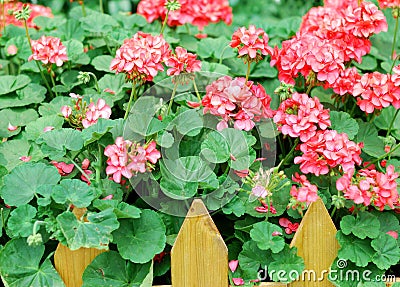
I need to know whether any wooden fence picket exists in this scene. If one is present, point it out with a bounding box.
[288,198,339,287]
[170,199,228,287]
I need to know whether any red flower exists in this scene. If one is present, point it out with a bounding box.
[290,173,319,205]
[51,161,74,176]
[166,46,201,76]
[230,25,272,60]
[28,36,68,67]
[378,0,400,9]
[273,93,331,143]
[279,218,299,235]
[110,32,171,82]
[82,99,112,128]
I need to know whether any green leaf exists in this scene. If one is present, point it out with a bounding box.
[81,118,116,146]
[238,240,271,279]
[330,111,359,140]
[201,130,230,163]
[93,199,141,219]
[6,204,37,238]
[201,62,230,74]
[340,212,380,239]
[39,96,71,116]
[160,156,217,199]
[0,75,31,95]
[98,74,130,98]
[337,231,374,267]
[91,55,114,72]
[0,83,46,109]
[82,251,153,287]
[250,221,285,253]
[25,115,64,141]
[269,246,305,283]
[1,162,61,206]
[251,61,278,78]
[197,37,235,59]
[60,70,81,89]
[0,108,38,137]
[171,109,203,137]
[0,238,65,287]
[157,131,174,148]
[375,212,400,234]
[80,12,120,33]
[353,55,378,71]
[0,139,31,171]
[371,233,400,269]
[113,210,166,263]
[355,121,386,158]
[52,179,97,208]
[38,128,84,157]
[374,106,400,132]
[57,208,119,250]
[58,18,85,42]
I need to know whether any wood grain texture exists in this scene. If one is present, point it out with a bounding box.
[54,207,106,287]
[289,198,339,287]
[171,199,228,287]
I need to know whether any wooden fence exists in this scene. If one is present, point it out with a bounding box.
[54,199,399,287]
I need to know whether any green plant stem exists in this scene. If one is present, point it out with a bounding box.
[81,1,87,17]
[124,82,137,120]
[245,61,251,83]
[365,142,400,168]
[24,20,54,98]
[387,109,400,137]
[89,72,101,93]
[160,11,169,35]
[219,45,230,64]
[167,82,178,115]
[49,70,58,97]
[32,220,46,235]
[67,156,91,183]
[391,11,399,65]
[99,0,104,13]
[277,138,299,170]
[193,79,201,101]
[96,143,103,188]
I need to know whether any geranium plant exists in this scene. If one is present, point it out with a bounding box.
[0,0,399,286]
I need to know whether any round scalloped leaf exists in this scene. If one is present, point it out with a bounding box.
[340,212,380,239]
[337,231,375,267]
[238,240,271,279]
[113,209,166,263]
[0,108,38,137]
[250,221,285,253]
[56,208,119,250]
[0,139,31,171]
[0,75,31,95]
[82,251,153,287]
[39,96,71,116]
[6,204,37,238]
[371,233,400,270]
[269,245,305,283]
[0,83,46,109]
[25,115,64,141]
[1,162,61,206]
[330,111,359,140]
[0,238,65,287]
[52,179,97,208]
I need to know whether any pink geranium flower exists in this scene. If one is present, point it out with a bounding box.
[230,25,272,60]
[378,0,400,9]
[51,161,74,176]
[229,260,239,273]
[110,32,171,82]
[279,218,299,235]
[82,99,112,128]
[290,173,319,205]
[28,36,68,67]
[166,46,201,76]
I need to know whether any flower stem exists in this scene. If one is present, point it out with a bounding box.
[81,1,87,17]
[160,11,169,35]
[99,0,104,13]
[387,109,400,137]
[50,70,58,97]
[67,156,91,183]
[32,220,46,236]
[365,142,400,167]
[96,143,103,188]
[391,9,399,66]
[89,72,101,93]
[277,138,299,170]
[167,82,178,115]
[193,78,201,101]
[124,82,137,120]
[24,20,54,98]
[245,61,251,83]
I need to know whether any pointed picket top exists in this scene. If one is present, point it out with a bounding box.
[289,198,339,287]
[171,199,228,287]
[54,208,106,287]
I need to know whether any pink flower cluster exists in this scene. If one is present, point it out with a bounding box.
[110,32,171,82]
[270,1,387,86]
[290,173,319,205]
[28,36,68,67]
[351,70,400,113]
[337,165,399,211]
[166,46,202,76]
[378,0,400,9]
[230,25,272,61]
[1,2,53,30]
[61,95,112,129]
[201,76,273,131]
[294,130,362,176]
[137,0,232,30]
[273,93,331,142]
[104,138,161,183]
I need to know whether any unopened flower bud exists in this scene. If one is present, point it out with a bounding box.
[27,233,43,246]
